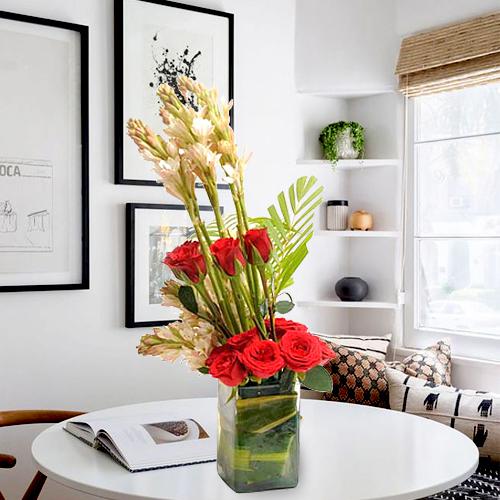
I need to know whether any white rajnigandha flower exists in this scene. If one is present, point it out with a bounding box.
[152,161,184,201]
[165,140,179,158]
[177,313,219,371]
[161,280,182,309]
[137,326,183,362]
[164,117,194,147]
[191,117,214,144]
[187,143,221,182]
[138,308,220,371]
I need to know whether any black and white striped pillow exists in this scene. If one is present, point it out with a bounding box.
[314,333,391,360]
[387,368,500,462]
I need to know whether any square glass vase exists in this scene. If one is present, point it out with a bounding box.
[217,371,300,493]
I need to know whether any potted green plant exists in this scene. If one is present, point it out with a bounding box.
[319,121,365,163]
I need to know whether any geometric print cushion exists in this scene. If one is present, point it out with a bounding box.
[386,339,452,386]
[323,343,389,408]
[387,368,500,462]
[314,333,391,360]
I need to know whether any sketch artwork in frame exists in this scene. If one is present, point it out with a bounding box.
[0,11,89,292]
[115,0,234,186]
[126,203,220,328]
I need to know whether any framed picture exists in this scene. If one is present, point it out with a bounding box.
[126,203,220,327]
[0,11,89,292]
[115,0,234,186]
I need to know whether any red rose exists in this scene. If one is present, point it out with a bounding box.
[226,328,260,352]
[163,241,206,284]
[319,340,336,365]
[244,228,272,264]
[206,345,247,387]
[240,340,285,379]
[210,237,246,276]
[279,330,322,372]
[266,318,308,339]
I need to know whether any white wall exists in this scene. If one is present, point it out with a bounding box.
[0,0,296,498]
[295,0,399,92]
[295,0,500,92]
[396,0,500,35]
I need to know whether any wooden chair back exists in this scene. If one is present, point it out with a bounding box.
[0,410,83,500]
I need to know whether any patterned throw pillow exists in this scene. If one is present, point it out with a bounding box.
[323,344,389,408]
[314,333,391,360]
[387,368,500,462]
[386,339,452,386]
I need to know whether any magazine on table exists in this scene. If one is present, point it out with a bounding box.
[64,409,216,472]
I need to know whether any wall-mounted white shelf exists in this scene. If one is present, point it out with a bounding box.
[315,230,400,238]
[297,300,400,310]
[296,159,401,169]
[296,88,396,99]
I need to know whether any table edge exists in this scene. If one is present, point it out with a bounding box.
[31,399,481,500]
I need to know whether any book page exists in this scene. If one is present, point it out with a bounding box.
[99,414,215,469]
[67,409,216,470]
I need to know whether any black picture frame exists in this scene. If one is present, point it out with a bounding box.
[126,203,217,328]
[115,0,234,186]
[0,11,89,292]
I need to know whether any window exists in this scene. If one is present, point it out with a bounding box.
[408,83,500,351]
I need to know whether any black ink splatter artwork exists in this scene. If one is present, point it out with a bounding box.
[150,32,202,110]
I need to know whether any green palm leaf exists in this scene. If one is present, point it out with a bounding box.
[253,176,323,295]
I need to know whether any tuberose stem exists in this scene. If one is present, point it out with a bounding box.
[259,266,275,340]
[186,198,241,334]
[193,282,231,338]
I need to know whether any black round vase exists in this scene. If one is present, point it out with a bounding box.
[335,277,369,302]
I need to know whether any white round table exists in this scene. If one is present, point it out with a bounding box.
[32,399,478,500]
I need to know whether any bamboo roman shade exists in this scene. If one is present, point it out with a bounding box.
[396,12,500,96]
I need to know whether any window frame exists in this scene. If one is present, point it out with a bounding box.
[404,89,500,362]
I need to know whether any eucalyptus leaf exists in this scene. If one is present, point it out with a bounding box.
[275,300,295,314]
[178,285,198,314]
[301,366,332,392]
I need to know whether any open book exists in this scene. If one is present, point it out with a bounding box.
[64,410,216,472]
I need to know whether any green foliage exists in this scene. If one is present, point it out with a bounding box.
[178,285,198,314]
[318,121,364,163]
[194,177,323,298]
[302,365,333,392]
[275,300,295,314]
[275,292,295,314]
[254,176,323,296]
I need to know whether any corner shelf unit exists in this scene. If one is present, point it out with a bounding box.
[291,85,404,339]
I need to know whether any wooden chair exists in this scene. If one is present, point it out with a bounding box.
[0,410,84,500]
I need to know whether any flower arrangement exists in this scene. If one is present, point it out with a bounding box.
[128,75,335,394]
